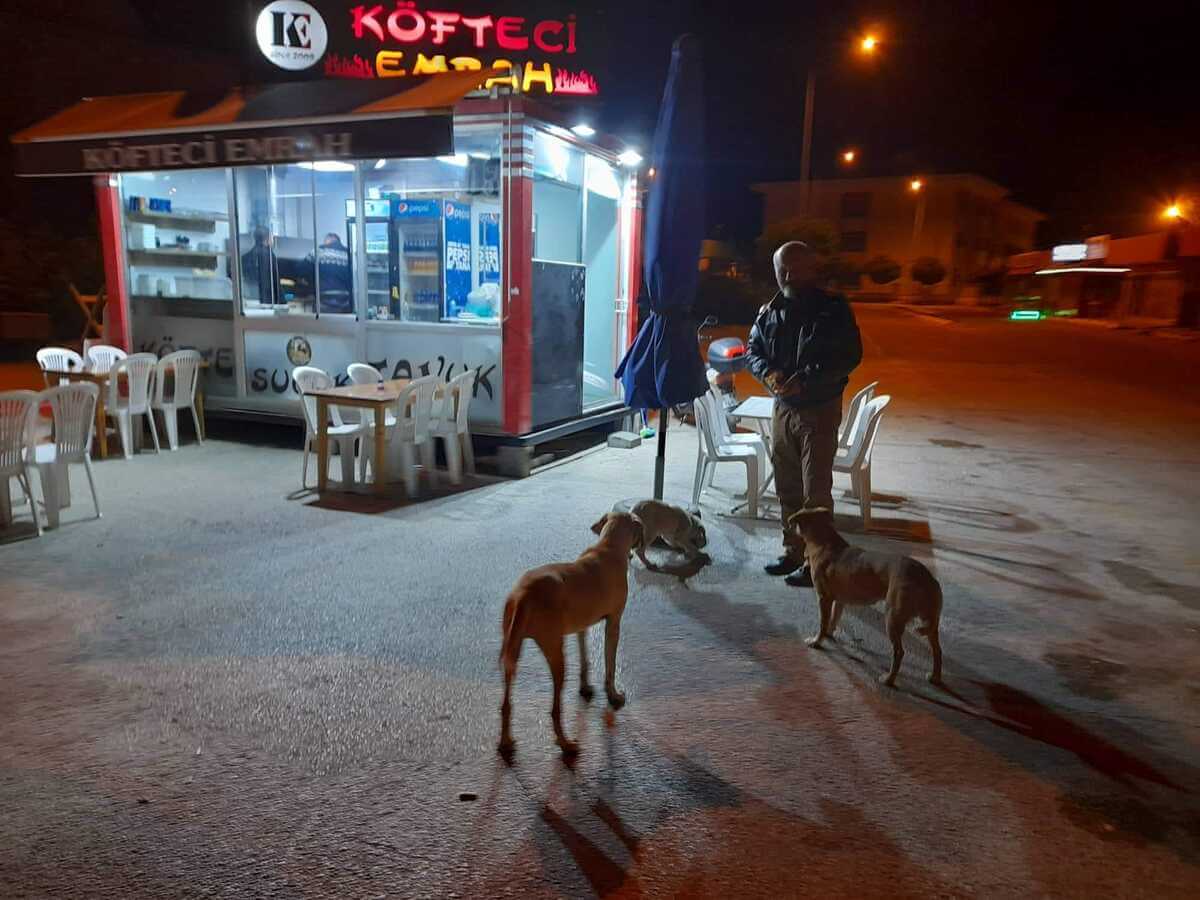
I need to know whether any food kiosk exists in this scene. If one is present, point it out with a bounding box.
[12,64,643,443]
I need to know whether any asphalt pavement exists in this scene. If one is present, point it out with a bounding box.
[2,305,1199,898]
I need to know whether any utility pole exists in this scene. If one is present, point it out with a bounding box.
[799,69,816,216]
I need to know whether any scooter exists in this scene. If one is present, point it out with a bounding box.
[673,315,747,424]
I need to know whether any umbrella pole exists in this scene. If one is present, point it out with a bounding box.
[653,407,669,500]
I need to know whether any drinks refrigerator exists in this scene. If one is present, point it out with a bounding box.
[346,197,393,319]
[390,198,443,323]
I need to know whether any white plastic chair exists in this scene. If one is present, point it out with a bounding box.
[85,345,128,374]
[709,388,769,449]
[834,394,891,529]
[692,392,763,518]
[293,365,363,490]
[106,353,160,459]
[32,383,101,530]
[430,368,477,484]
[36,347,85,386]
[0,390,41,534]
[346,363,397,480]
[839,381,878,450]
[364,375,439,498]
[151,350,204,450]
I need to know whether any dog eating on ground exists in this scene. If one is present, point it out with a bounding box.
[627,499,709,570]
[789,508,943,687]
[498,512,643,756]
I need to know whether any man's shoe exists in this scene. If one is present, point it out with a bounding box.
[764,556,802,576]
[785,566,814,588]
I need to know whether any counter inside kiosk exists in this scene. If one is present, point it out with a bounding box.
[13,82,642,441]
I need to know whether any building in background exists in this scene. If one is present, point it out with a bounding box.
[752,175,1043,296]
[1007,227,1200,325]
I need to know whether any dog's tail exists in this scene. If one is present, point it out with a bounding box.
[499,595,527,676]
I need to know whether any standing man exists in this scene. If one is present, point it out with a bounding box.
[746,241,863,586]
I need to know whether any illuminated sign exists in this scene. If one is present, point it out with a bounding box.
[257,1,329,70]
[1051,243,1088,263]
[250,3,599,95]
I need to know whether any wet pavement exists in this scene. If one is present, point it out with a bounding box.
[2,305,1199,897]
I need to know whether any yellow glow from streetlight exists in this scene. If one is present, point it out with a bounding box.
[1164,203,1183,220]
[910,178,923,192]
[860,34,879,54]
[842,149,856,164]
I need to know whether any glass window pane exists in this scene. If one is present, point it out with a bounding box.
[360,125,503,324]
[311,166,356,315]
[120,169,232,303]
[533,131,583,264]
[234,165,318,315]
[583,154,621,407]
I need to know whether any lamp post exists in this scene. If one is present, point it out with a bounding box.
[799,32,880,215]
[908,177,927,292]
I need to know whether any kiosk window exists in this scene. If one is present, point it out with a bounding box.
[233,164,357,317]
[119,169,233,304]
[361,126,503,324]
[532,131,583,264]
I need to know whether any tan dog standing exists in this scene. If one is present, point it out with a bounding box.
[498,512,643,756]
[790,508,943,687]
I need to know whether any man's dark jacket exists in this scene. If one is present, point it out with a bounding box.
[746,288,863,409]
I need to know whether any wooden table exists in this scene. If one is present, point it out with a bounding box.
[42,359,210,459]
[307,379,410,495]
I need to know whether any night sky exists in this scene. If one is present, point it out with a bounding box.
[3,0,1196,246]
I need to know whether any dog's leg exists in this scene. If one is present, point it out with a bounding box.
[926,618,943,686]
[829,601,844,637]
[539,638,577,755]
[882,611,906,687]
[577,631,594,701]
[806,592,835,648]
[636,544,658,571]
[603,615,626,709]
[498,641,521,754]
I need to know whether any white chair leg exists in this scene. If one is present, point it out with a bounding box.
[397,442,417,498]
[859,466,872,530]
[418,439,437,486]
[302,435,312,489]
[444,434,463,485]
[164,408,180,451]
[338,437,356,485]
[118,412,133,459]
[847,469,861,500]
[83,457,101,519]
[146,410,161,453]
[55,462,71,510]
[746,459,759,519]
[190,403,203,445]
[37,464,61,530]
[18,470,40,535]
[460,432,475,475]
[692,456,707,506]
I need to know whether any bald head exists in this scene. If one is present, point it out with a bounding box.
[773,241,818,297]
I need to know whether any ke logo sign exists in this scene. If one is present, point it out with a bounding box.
[256,1,329,70]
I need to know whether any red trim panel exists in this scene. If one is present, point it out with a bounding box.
[93,176,130,351]
[502,174,534,435]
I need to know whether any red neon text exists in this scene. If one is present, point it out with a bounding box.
[349,4,577,53]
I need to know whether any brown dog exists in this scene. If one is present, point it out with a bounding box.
[790,508,943,687]
[498,511,643,756]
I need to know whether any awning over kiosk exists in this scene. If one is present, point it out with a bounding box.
[11,69,487,177]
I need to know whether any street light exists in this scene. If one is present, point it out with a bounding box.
[1164,203,1184,221]
[910,178,924,192]
[799,32,885,214]
[909,177,928,292]
[841,149,857,164]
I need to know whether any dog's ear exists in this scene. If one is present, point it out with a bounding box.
[590,513,609,535]
[692,508,702,520]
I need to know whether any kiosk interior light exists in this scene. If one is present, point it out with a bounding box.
[468,151,491,160]
[298,160,355,173]
[618,149,643,167]
[571,123,596,137]
[373,159,386,170]
[437,154,470,167]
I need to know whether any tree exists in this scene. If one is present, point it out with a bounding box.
[911,256,947,287]
[819,256,860,290]
[753,217,838,286]
[863,255,902,285]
